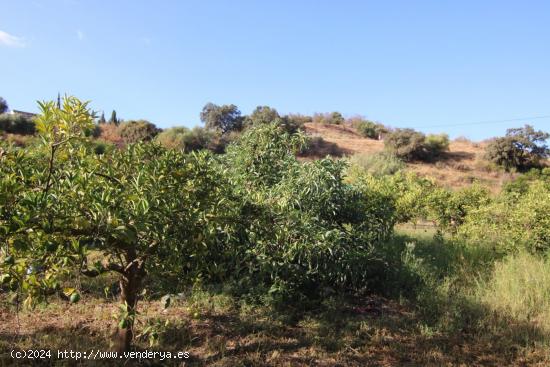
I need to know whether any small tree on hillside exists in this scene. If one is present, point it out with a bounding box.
[485,125,549,171]
[244,105,280,127]
[384,128,426,161]
[200,102,242,133]
[0,97,8,114]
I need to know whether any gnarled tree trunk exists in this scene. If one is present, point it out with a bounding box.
[114,251,145,352]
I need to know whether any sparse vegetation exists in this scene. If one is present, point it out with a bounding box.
[118,119,161,143]
[348,151,404,176]
[2,97,550,366]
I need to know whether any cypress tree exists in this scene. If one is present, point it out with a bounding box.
[109,110,118,125]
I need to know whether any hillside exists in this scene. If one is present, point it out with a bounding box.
[304,123,514,191]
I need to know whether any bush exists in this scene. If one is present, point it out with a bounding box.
[155,126,188,150]
[385,129,449,161]
[118,119,161,143]
[384,128,426,161]
[424,133,449,157]
[156,126,226,153]
[312,112,345,125]
[459,180,550,253]
[0,114,36,135]
[351,119,387,139]
[224,123,397,299]
[348,152,404,176]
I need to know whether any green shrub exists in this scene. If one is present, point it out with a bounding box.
[156,126,225,153]
[118,119,161,143]
[312,112,345,125]
[224,123,397,300]
[385,129,449,161]
[354,120,377,138]
[155,126,189,150]
[384,128,426,161]
[348,152,404,176]
[459,180,550,253]
[0,114,36,135]
[425,133,449,156]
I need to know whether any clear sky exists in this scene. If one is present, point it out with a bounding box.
[1,0,550,140]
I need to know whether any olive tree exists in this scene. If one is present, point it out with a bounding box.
[485,125,549,171]
[200,102,242,133]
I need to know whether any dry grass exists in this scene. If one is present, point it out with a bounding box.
[304,123,515,191]
[3,293,550,366]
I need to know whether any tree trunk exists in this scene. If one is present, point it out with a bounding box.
[114,252,145,352]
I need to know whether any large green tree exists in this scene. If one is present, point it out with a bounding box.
[485,125,549,171]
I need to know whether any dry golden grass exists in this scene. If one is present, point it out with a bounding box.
[2,292,550,366]
[304,123,515,191]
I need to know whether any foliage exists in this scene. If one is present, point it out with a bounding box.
[485,125,549,171]
[0,114,36,135]
[425,184,490,232]
[350,118,387,139]
[200,103,242,133]
[156,126,224,153]
[384,128,426,161]
[98,112,106,124]
[109,110,118,125]
[502,167,550,195]
[0,97,8,114]
[424,133,449,157]
[384,129,448,162]
[118,119,161,143]
[348,152,404,177]
[459,179,550,253]
[224,122,396,300]
[312,112,345,125]
[244,105,280,126]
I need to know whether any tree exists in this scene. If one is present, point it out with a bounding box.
[118,119,161,143]
[98,112,106,124]
[244,105,280,127]
[200,103,242,133]
[0,96,236,351]
[109,110,119,125]
[485,125,550,171]
[0,97,8,114]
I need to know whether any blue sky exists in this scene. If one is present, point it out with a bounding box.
[1,0,550,140]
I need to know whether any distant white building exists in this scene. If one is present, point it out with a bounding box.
[7,110,37,119]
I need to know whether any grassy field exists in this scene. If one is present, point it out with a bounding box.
[3,227,550,366]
